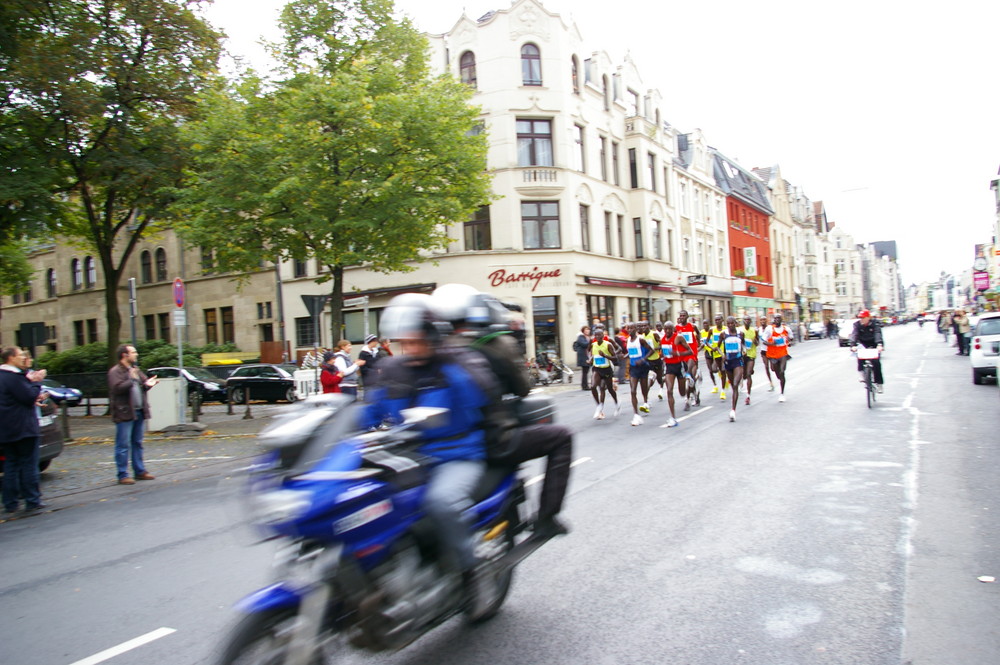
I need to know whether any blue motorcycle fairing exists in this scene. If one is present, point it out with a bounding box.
[235,582,304,614]
[466,473,516,529]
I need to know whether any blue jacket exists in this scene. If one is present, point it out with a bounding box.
[360,353,494,463]
[0,367,41,443]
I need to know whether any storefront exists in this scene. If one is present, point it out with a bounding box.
[679,287,732,327]
[732,295,779,322]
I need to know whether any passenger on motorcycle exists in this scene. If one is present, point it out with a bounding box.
[429,284,574,541]
[361,293,500,619]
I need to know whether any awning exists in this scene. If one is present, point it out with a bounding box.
[584,276,679,292]
[681,287,734,298]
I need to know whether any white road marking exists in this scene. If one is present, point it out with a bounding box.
[659,406,714,428]
[69,627,176,665]
[525,456,592,487]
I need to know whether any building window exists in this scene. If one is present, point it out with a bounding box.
[516,118,553,166]
[521,201,560,249]
[837,282,847,296]
[663,167,671,205]
[257,301,273,319]
[647,153,656,193]
[158,312,170,343]
[719,247,725,274]
[74,320,85,346]
[86,318,98,343]
[459,51,477,88]
[140,251,152,284]
[464,205,492,251]
[602,75,609,110]
[604,211,613,256]
[627,89,639,116]
[683,237,691,269]
[204,308,218,344]
[144,314,156,340]
[221,306,235,344]
[295,316,316,348]
[652,220,662,260]
[697,241,704,272]
[611,142,620,186]
[836,258,846,273]
[599,137,608,181]
[293,259,308,278]
[155,248,167,282]
[520,43,542,86]
[616,215,624,258]
[47,269,57,298]
[84,256,96,288]
[633,218,644,259]
[571,55,580,94]
[666,228,674,265]
[259,323,274,342]
[573,124,585,172]
[628,148,638,188]
[201,246,215,274]
[71,258,82,291]
[580,204,591,252]
[532,295,559,355]
[679,181,689,217]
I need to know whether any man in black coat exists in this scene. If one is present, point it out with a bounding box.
[573,325,592,391]
[0,347,48,513]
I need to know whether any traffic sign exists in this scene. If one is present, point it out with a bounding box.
[173,309,187,327]
[173,278,185,308]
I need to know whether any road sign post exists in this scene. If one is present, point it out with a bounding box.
[174,278,186,425]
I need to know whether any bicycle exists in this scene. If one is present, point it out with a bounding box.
[854,347,880,408]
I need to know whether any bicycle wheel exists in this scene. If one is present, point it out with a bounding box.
[864,365,874,409]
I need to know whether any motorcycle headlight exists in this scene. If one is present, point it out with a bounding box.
[251,489,313,526]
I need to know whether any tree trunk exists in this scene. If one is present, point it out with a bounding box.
[328,265,345,344]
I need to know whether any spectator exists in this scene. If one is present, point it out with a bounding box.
[953,310,971,355]
[1,347,48,514]
[572,325,591,391]
[332,339,365,400]
[358,334,382,394]
[319,350,342,393]
[108,344,159,485]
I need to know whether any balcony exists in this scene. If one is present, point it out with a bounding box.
[514,167,564,197]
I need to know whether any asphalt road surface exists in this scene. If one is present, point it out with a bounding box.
[1,323,997,665]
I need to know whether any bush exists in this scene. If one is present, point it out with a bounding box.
[35,340,242,373]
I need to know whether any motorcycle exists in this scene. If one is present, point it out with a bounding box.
[217,392,558,665]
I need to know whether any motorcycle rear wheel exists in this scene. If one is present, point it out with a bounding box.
[216,609,325,665]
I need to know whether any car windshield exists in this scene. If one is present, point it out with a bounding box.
[185,367,220,381]
[977,318,1000,336]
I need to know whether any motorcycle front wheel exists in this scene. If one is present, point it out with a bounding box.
[216,609,325,665]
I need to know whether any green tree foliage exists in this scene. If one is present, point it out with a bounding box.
[35,339,239,374]
[0,0,222,362]
[177,0,493,340]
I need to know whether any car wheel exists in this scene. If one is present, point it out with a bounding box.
[284,387,297,403]
[230,387,245,403]
[39,460,51,472]
[973,369,984,385]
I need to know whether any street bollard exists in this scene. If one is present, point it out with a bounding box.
[85,395,93,417]
[243,386,253,420]
[60,400,72,441]
[226,386,234,415]
[191,390,201,422]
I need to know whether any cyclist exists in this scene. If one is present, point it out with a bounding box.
[849,310,884,393]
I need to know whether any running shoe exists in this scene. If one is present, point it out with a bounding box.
[710,386,718,394]
[657,389,664,401]
[639,403,650,414]
[876,384,883,394]
[768,381,775,392]
[593,405,604,420]
[631,414,643,426]
[666,418,679,428]
[745,395,750,406]
[683,396,691,412]
[719,391,726,400]
[613,402,622,417]
[729,409,735,422]
[778,394,786,403]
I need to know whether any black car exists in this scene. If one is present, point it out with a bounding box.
[224,364,298,404]
[147,366,228,404]
[0,398,64,473]
[40,378,83,407]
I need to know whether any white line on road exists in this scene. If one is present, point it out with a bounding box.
[525,456,592,487]
[660,406,714,428]
[68,627,176,665]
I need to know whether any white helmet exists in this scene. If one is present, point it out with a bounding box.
[379,293,435,341]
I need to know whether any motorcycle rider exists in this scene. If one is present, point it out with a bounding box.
[429,284,573,541]
[360,293,500,620]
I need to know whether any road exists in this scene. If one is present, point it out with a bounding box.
[1,324,998,665]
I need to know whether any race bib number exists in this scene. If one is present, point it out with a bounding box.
[681,331,693,343]
[773,336,786,347]
[744,337,753,349]
[711,332,720,344]
[663,346,674,358]
[593,356,609,367]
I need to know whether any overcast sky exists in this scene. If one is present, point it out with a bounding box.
[203,0,1000,285]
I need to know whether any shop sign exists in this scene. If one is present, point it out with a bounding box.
[488,266,562,292]
[974,271,990,291]
[687,274,707,286]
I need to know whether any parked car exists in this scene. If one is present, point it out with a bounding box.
[0,398,64,474]
[147,366,228,404]
[970,312,1000,385]
[40,378,83,407]
[224,363,298,403]
[807,322,826,339]
[838,319,859,347]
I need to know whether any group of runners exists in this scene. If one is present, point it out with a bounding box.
[586,311,794,425]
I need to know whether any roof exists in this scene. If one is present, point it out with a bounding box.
[711,152,774,215]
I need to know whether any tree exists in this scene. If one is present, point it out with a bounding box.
[176,0,492,340]
[0,0,221,363]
